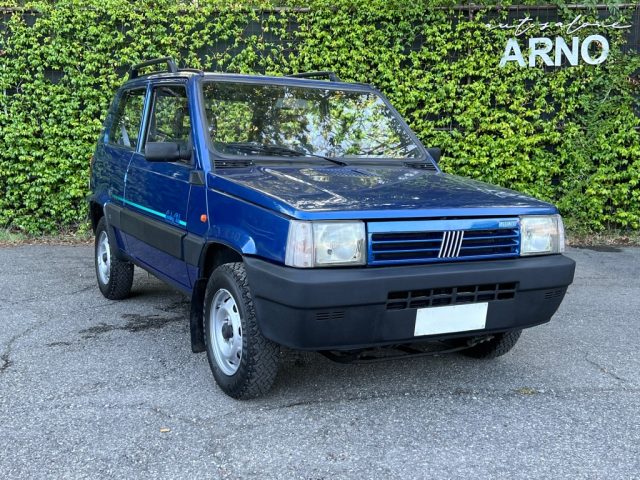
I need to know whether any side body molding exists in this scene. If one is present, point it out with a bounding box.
[105,202,199,262]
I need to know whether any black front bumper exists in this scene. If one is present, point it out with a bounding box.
[244,255,576,350]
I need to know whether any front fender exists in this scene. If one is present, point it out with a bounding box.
[207,225,257,255]
[206,188,289,264]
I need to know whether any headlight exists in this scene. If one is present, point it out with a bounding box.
[285,221,366,267]
[519,215,565,256]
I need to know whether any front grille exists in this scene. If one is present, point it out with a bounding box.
[387,282,518,310]
[368,218,520,265]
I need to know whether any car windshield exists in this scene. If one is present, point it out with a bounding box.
[202,81,423,160]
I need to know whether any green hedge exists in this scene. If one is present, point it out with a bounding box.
[1,0,639,233]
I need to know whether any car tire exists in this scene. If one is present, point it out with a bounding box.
[95,216,134,300]
[204,262,279,399]
[459,330,522,359]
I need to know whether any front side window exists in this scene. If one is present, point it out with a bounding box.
[108,88,145,149]
[202,82,422,161]
[146,85,191,146]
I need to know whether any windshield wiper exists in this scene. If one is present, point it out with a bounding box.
[223,142,348,167]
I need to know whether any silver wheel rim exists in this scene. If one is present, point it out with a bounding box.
[97,231,111,285]
[210,288,243,376]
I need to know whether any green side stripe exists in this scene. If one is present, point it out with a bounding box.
[113,195,187,227]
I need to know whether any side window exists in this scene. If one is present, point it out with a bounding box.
[146,85,191,147]
[109,89,146,149]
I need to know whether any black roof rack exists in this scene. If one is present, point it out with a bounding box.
[178,68,204,74]
[129,57,178,79]
[286,71,340,82]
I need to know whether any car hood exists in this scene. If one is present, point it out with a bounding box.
[209,164,557,220]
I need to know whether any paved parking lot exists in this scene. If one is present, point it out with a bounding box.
[0,245,638,479]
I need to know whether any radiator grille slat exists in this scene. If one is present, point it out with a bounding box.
[368,220,520,266]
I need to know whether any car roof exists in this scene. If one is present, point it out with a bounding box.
[122,70,376,92]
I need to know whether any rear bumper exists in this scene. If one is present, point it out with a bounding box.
[244,254,576,350]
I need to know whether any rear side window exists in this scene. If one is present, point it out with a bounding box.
[108,89,146,150]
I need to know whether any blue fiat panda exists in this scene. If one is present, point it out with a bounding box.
[89,58,575,399]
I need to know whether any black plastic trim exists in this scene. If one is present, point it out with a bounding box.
[184,233,205,266]
[104,202,122,229]
[189,170,206,186]
[129,57,178,79]
[190,278,207,353]
[120,207,185,259]
[244,254,576,350]
[287,71,340,82]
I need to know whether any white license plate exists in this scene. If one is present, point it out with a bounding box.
[414,303,488,336]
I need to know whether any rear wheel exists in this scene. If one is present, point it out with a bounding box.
[458,330,522,359]
[204,262,279,399]
[94,217,134,300]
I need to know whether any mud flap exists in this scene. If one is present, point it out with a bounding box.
[190,278,207,353]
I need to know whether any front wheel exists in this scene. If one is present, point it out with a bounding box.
[204,262,279,399]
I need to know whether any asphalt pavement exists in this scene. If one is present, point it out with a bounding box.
[0,245,638,479]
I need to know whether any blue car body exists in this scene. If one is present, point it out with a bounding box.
[89,68,575,353]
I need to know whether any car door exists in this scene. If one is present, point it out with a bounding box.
[94,87,146,210]
[122,82,193,289]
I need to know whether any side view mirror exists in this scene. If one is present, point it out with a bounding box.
[427,147,441,164]
[145,142,191,162]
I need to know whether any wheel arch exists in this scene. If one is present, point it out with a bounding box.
[190,241,244,354]
[199,241,244,279]
[89,201,104,233]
